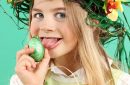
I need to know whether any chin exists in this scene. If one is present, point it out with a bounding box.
[48,49,63,58]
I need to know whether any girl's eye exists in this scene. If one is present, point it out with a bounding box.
[55,12,66,19]
[33,13,44,19]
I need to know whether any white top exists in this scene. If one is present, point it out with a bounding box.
[10,66,86,85]
[10,65,130,85]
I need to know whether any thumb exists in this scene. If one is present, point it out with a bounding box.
[36,49,50,78]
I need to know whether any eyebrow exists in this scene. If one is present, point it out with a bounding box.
[52,7,66,11]
[32,8,42,12]
[32,7,66,12]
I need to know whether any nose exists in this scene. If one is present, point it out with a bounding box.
[39,17,56,33]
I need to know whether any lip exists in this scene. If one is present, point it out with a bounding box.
[40,37,62,41]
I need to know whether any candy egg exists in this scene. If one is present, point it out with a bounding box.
[28,36,44,62]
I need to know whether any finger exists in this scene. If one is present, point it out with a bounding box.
[16,56,35,72]
[16,48,34,62]
[16,57,36,72]
[15,59,30,73]
[17,55,36,67]
[36,49,50,77]
[26,60,35,71]
[24,45,29,49]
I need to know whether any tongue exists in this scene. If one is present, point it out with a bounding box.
[42,38,58,49]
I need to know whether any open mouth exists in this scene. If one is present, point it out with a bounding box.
[40,37,62,41]
[40,37,62,49]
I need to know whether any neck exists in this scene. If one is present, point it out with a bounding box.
[53,51,81,76]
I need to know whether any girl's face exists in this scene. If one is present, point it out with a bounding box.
[30,0,78,58]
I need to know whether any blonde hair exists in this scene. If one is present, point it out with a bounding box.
[64,1,115,85]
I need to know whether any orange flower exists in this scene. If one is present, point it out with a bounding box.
[104,0,123,21]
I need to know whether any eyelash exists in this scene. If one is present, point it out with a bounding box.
[33,13,44,19]
[32,12,66,20]
[55,12,66,19]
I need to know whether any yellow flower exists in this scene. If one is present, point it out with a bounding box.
[7,0,12,3]
[116,0,123,12]
[107,9,118,21]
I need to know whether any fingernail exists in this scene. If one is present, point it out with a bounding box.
[30,48,34,51]
[33,63,36,68]
[24,45,29,48]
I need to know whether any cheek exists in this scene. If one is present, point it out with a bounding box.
[30,22,39,36]
[61,26,77,45]
[62,25,75,39]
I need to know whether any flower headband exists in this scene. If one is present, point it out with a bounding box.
[7,0,130,72]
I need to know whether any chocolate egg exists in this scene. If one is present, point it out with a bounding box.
[28,36,44,62]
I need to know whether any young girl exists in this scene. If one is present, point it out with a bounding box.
[10,0,130,85]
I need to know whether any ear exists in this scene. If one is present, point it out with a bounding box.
[91,19,99,24]
[89,19,99,32]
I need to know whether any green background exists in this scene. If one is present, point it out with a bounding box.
[0,1,28,85]
[0,0,130,85]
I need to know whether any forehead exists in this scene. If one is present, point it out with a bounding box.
[33,0,65,8]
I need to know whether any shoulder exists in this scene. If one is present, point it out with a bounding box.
[10,74,23,85]
[111,67,130,85]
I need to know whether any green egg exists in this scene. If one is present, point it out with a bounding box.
[28,36,44,62]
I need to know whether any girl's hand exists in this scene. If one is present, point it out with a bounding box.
[15,46,50,85]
